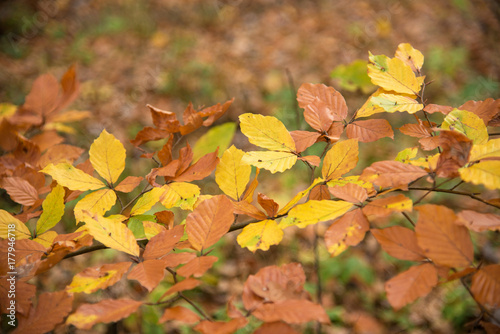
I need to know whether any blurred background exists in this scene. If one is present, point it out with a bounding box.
[1,0,499,333]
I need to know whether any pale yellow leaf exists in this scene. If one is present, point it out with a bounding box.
[368,53,422,95]
[459,161,500,190]
[41,162,105,191]
[33,231,58,248]
[395,43,424,72]
[0,209,31,239]
[160,182,200,210]
[239,113,296,152]
[282,200,353,228]
[242,151,297,174]
[469,138,500,161]
[130,187,165,216]
[371,93,423,113]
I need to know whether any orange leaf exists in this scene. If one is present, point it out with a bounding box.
[66,298,142,330]
[127,259,168,292]
[346,119,394,143]
[423,104,453,114]
[252,300,330,324]
[329,183,367,203]
[14,290,74,334]
[186,195,234,251]
[399,123,432,138]
[67,262,131,294]
[162,252,197,267]
[232,200,267,220]
[200,98,234,127]
[290,130,321,152]
[180,103,203,135]
[30,130,64,152]
[435,130,472,178]
[385,263,438,310]
[177,255,218,277]
[56,64,79,112]
[21,73,60,117]
[37,144,84,168]
[459,98,500,125]
[130,127,170,147]
[0,279,35,315]
[159,305,200,324]
[1,176,38,206]
[115,176,143,193]
[362,194,412,217]
[371,226,426,261]
[257,193,279,217]
[254,322,300,334]
[148,104,180,132]
[360,160,427,190]
[470,265,500,308]
[174,149,219,182]
[310,184,331,200]
[163,278,201,297]
[325,209,369,256]
[298,155,321,167]
[297,83,348,124]
[458,210,500,232]
[415,205,474,268]
[143,225,184,260]
[194,318,247,334]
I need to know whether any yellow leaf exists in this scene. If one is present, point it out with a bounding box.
[82,213,140,256]
[0,103,17,120]
[89,129,126,184]
[143,221,167,239]
[277,178,323,215]
[36,185,65,235]
[442,109,488,145]
[237,220,284,252]
[395,147,419,162]
[0,209,31,239]
[41,162,105,191]
[66,262,131,294]
[242,151,297,174]
[74,189,117,223]
[322,139,359,180]
[395,43,424,72]
[33,231,58,248]
[50,110,92,123]
[239,113,296,152]
[460,161,500,190]
[355,88,387,119]
[160,182,200,210]
[470,138,500,161]
[368,52,422,95]
[130,187,165,216]
[215,145,251,200]
[406,153,440,170]
[281,200,353,228]
[371,93,423,113]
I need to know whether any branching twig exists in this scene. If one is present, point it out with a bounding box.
[407,187,500,210]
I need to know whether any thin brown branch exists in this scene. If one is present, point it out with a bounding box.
[179,292,212,321]
[407,187,500,210]
[401,211,416,227]
[120,184,152,214]
[63,243,108,260]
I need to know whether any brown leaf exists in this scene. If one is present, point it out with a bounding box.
[174,149,219,182]
[329,183,367,203]
[186,195,234,251]
[290,130,320,152]
[158,135,174,166]
[130,127,170,147]
[362,194,412,217]
[297,83,348,122]
[13,140,41,167]
[1,176,39,206]
[298,155,321,167]
[423,104,453,114]
[177,255,218,277]
[326,122,344,141]
[177,141,194,175]
[194,318,247,334]
[435,130,472,178]
[37,144,84,168]
[154,210,175,229]
[446,267,477,282]
[66,298,142,330]
[180,103,203,135]
[415,205,474,268]
[159,305,200,324]
[254,322,300,334]
[163,278,201,297]
[148,104,180,132]
[0,279,35,315]
[310,184,331,201]
[143,225,184,260]
[399,123,432,138]
[20,73,60,117]
[458,210,500,232]
[258,193,279,217]
[115,176,143,193]
[252,300,330,324]
[371,226,426,261]
[346,119,394,143]
[14,290,73,334]
[55,65,80,113]
[200,98,234,127]
[360,161,427,190]
[460,98,500,125]
[385,263,438,310]
[303,99,336,132]
[418,136,441,151]
[162,252,197,267]
[30,131,64,152]
[232,200,267,220]
[471,264,500,308]
[127,259,167,292]
[325,209,369,255]
[0,119,22,151]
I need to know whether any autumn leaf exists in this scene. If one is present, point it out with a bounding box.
[469,138,500,161]
[36,185,65,235]
[399,123,432,138]
[415,205,473,268]
[460,98,500,125]
[328,183,368,203]
[360,160,427,190]
[192,122,236,161]
[37,144,84,168]
[41,162,105,191]
[367,52,423,95]
[237,220,284,252]
[458,210,500,232]
[442,109,488,145]
[395,43,424,72]
[67,262,131,294]
[115,176,143,193]
[470,265,500,308]
[130,187,165,216]
[371,226,426,261]
[371,93,423,113]
[159,306,200,324]
[127,259,168,291]
[252,300,330,324]
[296,83,348,125]
[282,200,353,228]
[362,194,413,217]
[160,182,200,210]
[1,176,39,206]
[143,225,184,260]
[346,119,394,143]
[0,210,31,239]
[162,278,201,298]
[66,298,142,330]
[186,195,234,252]
[89,129,126,185]
[194,319,247,334]
[215,145,251,200]
[459,160,500,190]
[82,213,140,257]
[322,139,359,180]
[242,150,297,174]
[290,130,321,152]
[385,263,438,310]
[177,256,218,277]
[325,209,369,256]
[74,188,117,222]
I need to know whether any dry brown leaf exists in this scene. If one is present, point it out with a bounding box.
[399,123,432,138]
[371,226,426,261]
[329,183,367,203]
[159,305,200,324]
[360,160,427,190]
[127,259,168,292]
[143,225,184,260]
[346,119,394,143]
[325,209,369,256]
[290,130,321,152]
[458,210,500,232]
[257,193,279,217]
[470,264,500,308]
[177,255,218,278]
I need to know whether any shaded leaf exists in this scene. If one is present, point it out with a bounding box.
[130,127,169,147]
[159,306,200,324]
[163,278,201,296]
[257,193,279,217]
[66,298,142,330]
[254,322,300,334]
[415,205,473,268]
[143,225,184,260]
[174,149,219,182]
[37,144,84,168]
[127,259,168,292]
[310,184,331,200]
[470,265,500,308]
[325,209,369,256]
[458,210,500,232]
[186,195,234,251]
[346,119,394,143]
[36,185,65,235]
[371,226,426,261]
[194,318,247,334]
[0,209,31,239]
[252,300,330,324]
[385,263,438,310]
[177,255,218,277]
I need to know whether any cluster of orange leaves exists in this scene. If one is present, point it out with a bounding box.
[0,43,499,333]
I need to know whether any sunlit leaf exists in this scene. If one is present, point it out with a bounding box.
[215,145,252,200]
[322,139,358,180]
[459,160,500,190]
[41,162,105,191]
[283,200,353,228]
[74,189,117,223]
[442,109,488,145]
[192,122,236,161]
[239,113,295,152]
[237,220,284,252]
[325,209,369,256]
[36,185,65,235]
[89,129,126,184]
